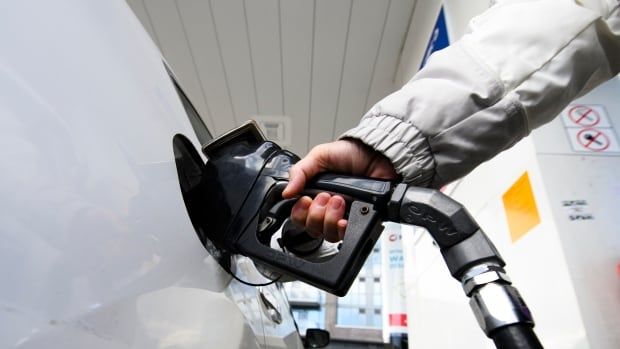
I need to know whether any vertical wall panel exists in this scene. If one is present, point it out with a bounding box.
[281,0,314,155]
[210,0,257,125]
[245,0,283,116]
[143,0,215,131]
[333,0,389,138]
[177,0,236,135]
[308,0,351,147]
[365,0,416,111]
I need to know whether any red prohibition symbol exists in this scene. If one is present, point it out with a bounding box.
[568,105,600,127]
[577,128,610,151]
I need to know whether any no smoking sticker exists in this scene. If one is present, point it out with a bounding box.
[561,103,619,155]
[561,104,611,128]
[566,127,620,153]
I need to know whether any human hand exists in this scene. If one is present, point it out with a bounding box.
[282,139,397,242]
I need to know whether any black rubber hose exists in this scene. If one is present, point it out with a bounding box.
[491,324,543,349]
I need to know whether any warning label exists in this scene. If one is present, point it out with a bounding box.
[566,127,620,153]
[561,104,611,128]
[561,104,619,154]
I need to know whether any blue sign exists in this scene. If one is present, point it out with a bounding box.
[419,6,450,69]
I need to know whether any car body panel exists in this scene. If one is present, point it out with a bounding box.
[0,1,301,348]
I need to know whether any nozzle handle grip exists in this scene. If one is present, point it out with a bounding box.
[246,173,392,296]
[244,199,385,296]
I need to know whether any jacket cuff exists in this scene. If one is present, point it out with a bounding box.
[339,114,435,186]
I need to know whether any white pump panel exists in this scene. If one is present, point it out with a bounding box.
[403,77,620,348]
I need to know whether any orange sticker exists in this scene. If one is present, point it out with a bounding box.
[502,172,541,243]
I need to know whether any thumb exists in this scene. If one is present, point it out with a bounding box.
[282,155,324,199]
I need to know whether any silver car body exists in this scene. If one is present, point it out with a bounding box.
[0,1,301,348]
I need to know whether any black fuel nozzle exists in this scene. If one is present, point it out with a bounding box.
[175,121,396,295]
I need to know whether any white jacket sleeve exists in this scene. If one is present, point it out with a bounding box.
[341,0,620,188]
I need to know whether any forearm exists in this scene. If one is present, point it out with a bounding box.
[342,0,620,187]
